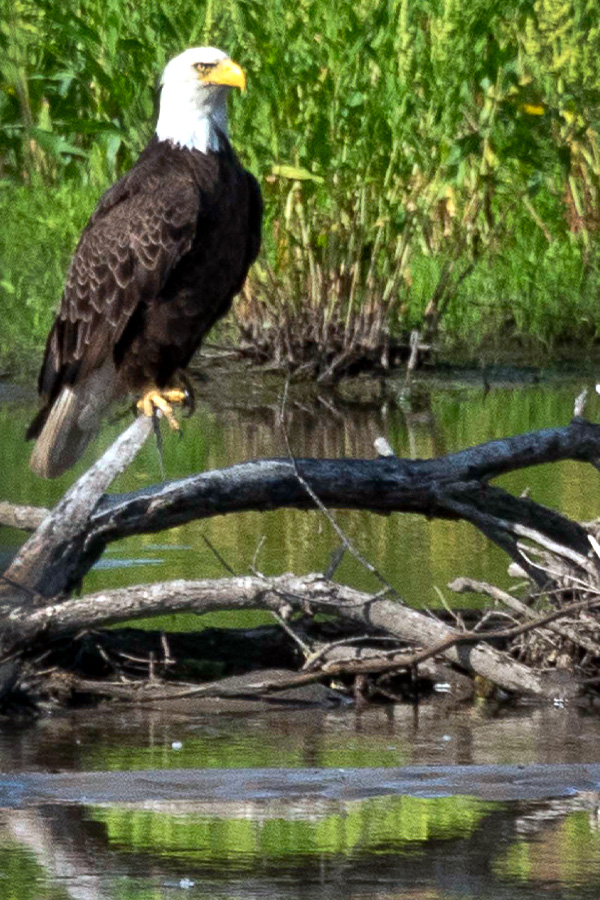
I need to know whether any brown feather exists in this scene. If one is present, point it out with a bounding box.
[27,134,262,476]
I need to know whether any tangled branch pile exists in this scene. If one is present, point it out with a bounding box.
[1,411,600,714]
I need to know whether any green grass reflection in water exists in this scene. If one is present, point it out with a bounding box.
[91,794,491,860]
[0,377,597,629]
[2,799,600,899]
[87,797,600,890]
[1,797,600,900]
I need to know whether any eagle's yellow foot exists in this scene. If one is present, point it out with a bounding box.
[137,388,187,431]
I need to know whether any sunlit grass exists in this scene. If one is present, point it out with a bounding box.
[0,182,98,365]
[2,0,600,369]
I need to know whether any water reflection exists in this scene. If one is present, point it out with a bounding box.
[1,371,597,622]
[2,704,600,774]
[2,372,600,898]
[0,791,599,899]
[0,705,599,898]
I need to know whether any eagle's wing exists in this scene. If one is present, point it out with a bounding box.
[27,166,199,477]
[38,169,199,401]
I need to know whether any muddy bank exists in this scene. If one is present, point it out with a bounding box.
[1,763,599,812]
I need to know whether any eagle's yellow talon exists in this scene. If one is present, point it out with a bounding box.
[137,388,186,431]
[161,388,187,404]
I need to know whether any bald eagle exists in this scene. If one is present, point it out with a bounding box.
[26,47,262,478]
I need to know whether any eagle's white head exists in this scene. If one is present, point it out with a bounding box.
[156,47,246,153]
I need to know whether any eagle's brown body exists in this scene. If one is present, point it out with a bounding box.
[27,134,261,476]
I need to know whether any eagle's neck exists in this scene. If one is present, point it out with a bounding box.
[155,87,229,153]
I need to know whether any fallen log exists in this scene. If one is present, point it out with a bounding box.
[1,415,600,707]
[2,418,598,599]
[6,569,600,702]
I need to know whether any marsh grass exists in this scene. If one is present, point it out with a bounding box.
[2,0,600,371]
[0,182,99,366]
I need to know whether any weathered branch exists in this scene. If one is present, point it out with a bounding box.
[2,417,600,706]
[0,502,48,531]
[0,417,585,599]
[0,415,154,606]
[6,573,563,698]
[73,421,599,590]
[450,577,600,656]
[2,418,599,608]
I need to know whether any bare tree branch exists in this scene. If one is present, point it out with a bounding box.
[1,418,598,613]
[0,415,154,606]
[2,417,600,707]
[0,503,48,531]
[7,574,561,698]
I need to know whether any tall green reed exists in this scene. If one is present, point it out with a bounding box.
[2,0,600,371]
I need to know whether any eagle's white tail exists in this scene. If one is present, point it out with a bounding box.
[29,364,116,478]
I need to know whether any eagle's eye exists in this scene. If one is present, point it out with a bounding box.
[194,61,217,76]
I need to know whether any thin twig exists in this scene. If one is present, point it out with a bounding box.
[278,383,403,601]
[268,608,313,658]
[303,635,408,670]
[252,535,267,574]
[202,535,236,576]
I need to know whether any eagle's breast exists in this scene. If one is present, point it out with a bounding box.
[115,139,259,391]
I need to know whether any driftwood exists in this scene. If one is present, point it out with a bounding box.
[1,413,600,709]
[5,575,549,696]
[0,415,154,604]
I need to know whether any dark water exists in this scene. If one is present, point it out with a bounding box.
[0,705,599,899]
[1,367,600,898]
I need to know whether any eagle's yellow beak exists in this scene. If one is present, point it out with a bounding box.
[207,58,246,91]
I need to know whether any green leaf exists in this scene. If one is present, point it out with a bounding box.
[60,118,123,136]
[271,165,324,183]
[347,91,366,107]
[30,128,87,158]
[0,280,16,295]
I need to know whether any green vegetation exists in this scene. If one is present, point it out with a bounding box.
[2,0,600,370]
